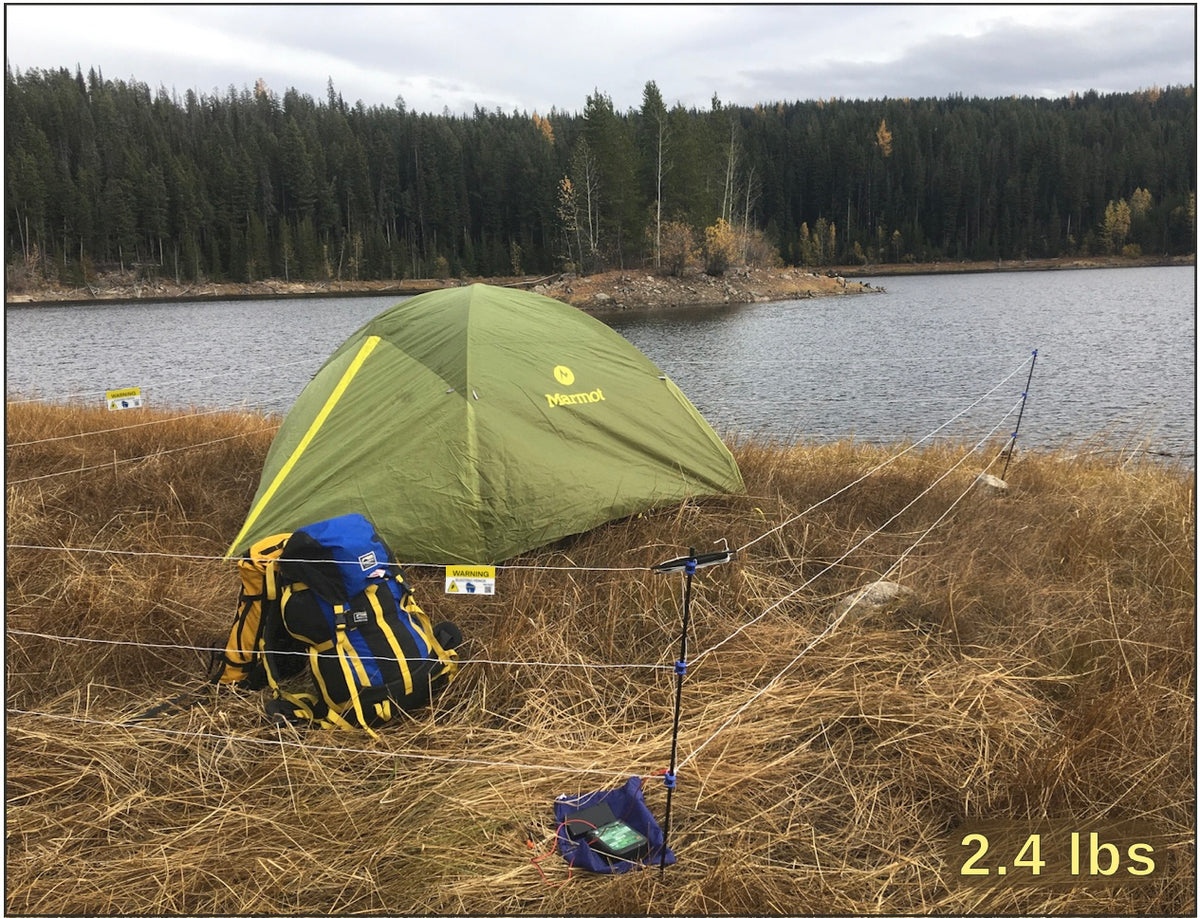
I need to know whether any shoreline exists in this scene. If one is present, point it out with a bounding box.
[5,254,1191,311]
[837,253,1193,278]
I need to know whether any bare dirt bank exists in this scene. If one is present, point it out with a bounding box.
[836,253,1193,278]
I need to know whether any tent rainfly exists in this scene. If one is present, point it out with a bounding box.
[228,283,744,563]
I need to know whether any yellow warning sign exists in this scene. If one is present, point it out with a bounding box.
[445,564,496,595]
[106,387,144,411]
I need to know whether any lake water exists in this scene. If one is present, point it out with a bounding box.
[5,266,1195,461]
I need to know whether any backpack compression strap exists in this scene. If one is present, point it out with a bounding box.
[331,602,381,738]
[262,588,383,737]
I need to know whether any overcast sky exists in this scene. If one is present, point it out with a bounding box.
[5,4,1196,115]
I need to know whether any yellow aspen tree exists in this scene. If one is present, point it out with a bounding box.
[798,222,814,267]
[660,220,696,277]
[532,112,554,145]
[703,218,738,275]
[556,176,581,271]
[1130,187,1152,218]
[1103,199,1131,253]
[876,119,893,157]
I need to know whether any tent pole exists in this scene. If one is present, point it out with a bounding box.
[1001,349,1038,480]
[660,546,696,872]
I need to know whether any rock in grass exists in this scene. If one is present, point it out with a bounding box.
[976,472,1009,493]
[834,579,916,622]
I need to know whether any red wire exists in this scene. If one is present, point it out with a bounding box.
[528,818,598,887]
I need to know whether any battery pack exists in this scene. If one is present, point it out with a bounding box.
[562,800,650,863]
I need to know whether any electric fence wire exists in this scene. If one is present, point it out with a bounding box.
[5,351,1036,573]
[5,429,275,485]
[5,358,1033,679]
[4,709,640,780]
[677,404,1022,774]
[6,389,1026,785]
[3,401,1022,786]
[4,628,670,672]
[692,392,1026,666]
[6,405,279,447]
[1,543,653,576]
[4,349,1037,410]
[734,349,1035,557]
[4,349,1036,451]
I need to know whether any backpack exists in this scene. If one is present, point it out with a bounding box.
[214,513,460,733]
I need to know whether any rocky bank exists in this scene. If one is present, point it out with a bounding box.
[533,266,879,311]
[4,266,879,311]
[6,254,1188,310]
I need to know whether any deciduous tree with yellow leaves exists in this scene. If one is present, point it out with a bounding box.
[703,217,738,275]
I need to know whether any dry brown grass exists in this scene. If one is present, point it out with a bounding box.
[5,401,1195,915]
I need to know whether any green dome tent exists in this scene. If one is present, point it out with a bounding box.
[228,284,744,563]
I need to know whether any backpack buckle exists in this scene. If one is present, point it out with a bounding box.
[334,605,370,630]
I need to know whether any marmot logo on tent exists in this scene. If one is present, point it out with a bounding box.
[546,388,606,408]
[545,364,605,408]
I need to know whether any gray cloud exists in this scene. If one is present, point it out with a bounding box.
[5,4,1194,114]
[734,9,1194,103]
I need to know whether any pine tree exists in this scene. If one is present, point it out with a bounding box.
[639,81,670,268]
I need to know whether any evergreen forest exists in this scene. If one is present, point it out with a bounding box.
[5,65,1196,285]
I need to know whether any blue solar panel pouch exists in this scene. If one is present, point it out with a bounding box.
[554,776,676,873]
